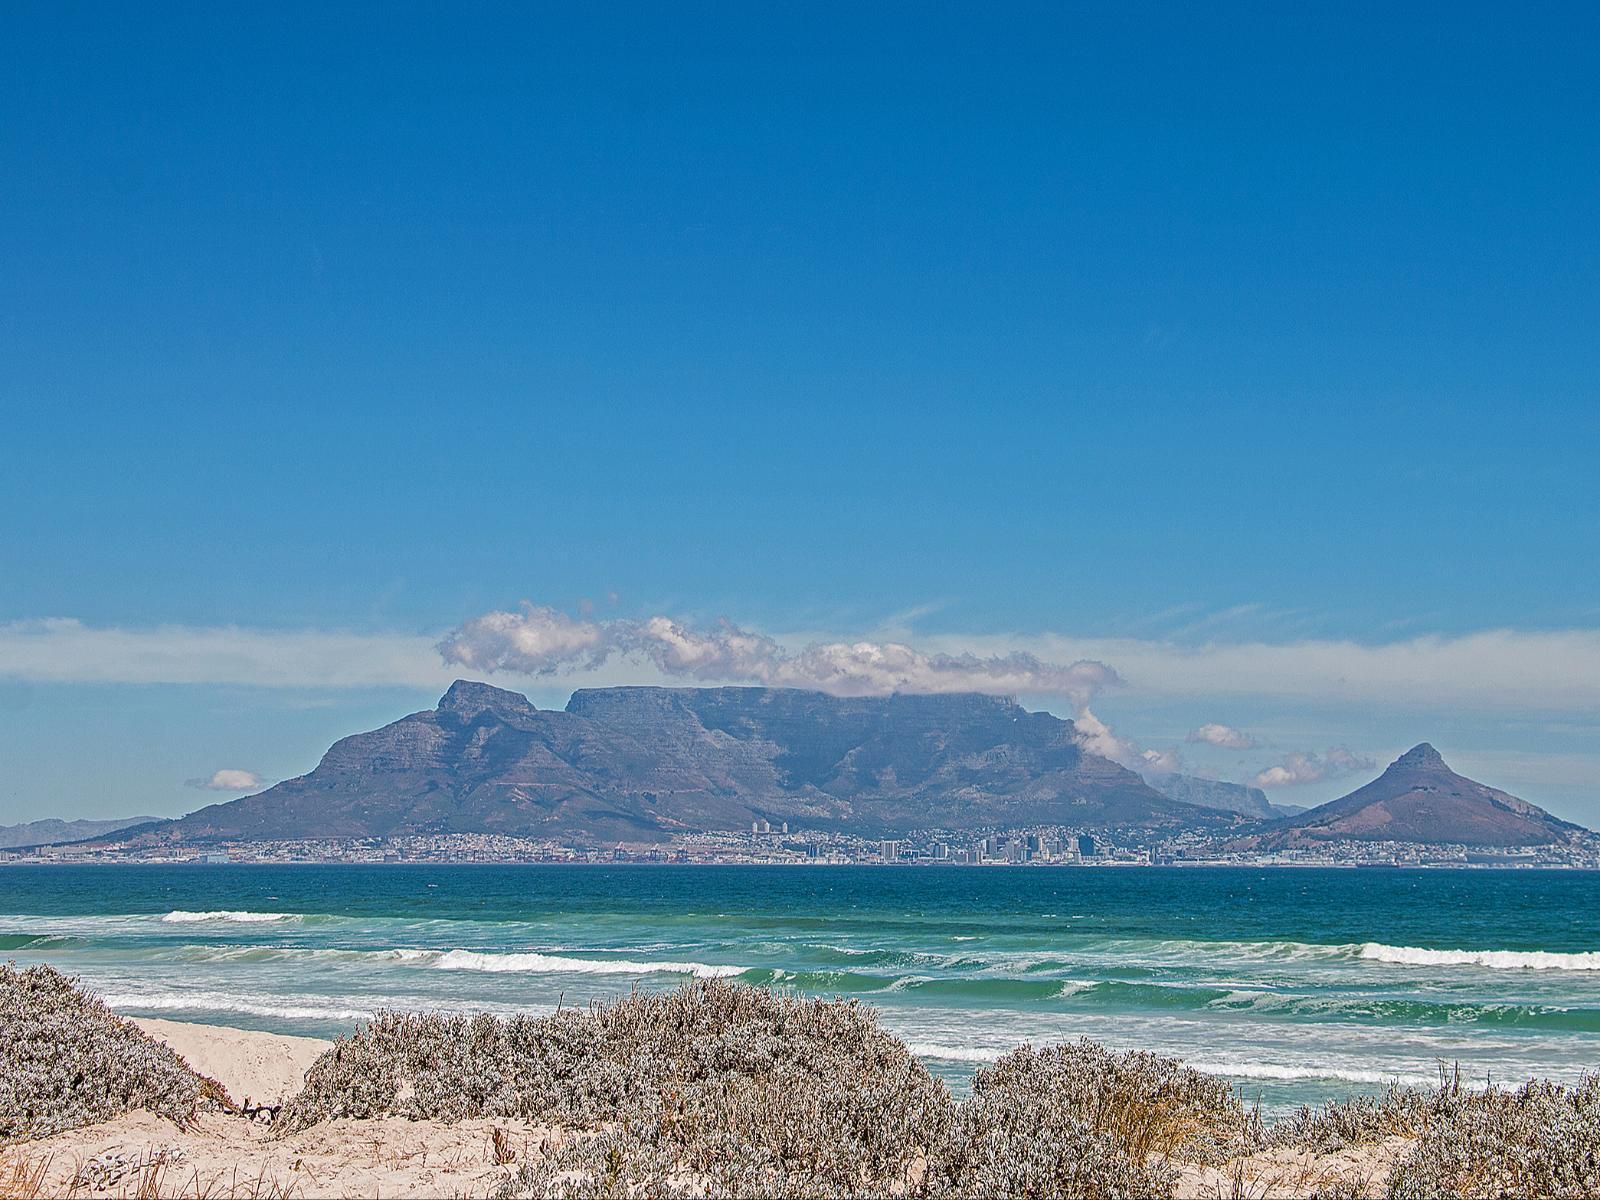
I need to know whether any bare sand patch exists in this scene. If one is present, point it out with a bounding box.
[130,1019,330,1108]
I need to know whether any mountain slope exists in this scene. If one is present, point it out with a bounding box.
[151,681,1232,844]
[1242,744,1580,848]
[0,815,162,850]
[1145,773,1277,820]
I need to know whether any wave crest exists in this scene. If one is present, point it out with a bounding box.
[419,949,744,979]
[160,910,298,924]
[1358,943,1600,971]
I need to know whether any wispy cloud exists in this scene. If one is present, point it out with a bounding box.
[1187,723,1257,749]
[934,628,1600,712]
[1252,747,1374,789]
[0,618,448,688]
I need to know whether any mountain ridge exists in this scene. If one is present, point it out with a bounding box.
[1236,743,1580,849]
[0,814,163,850]
[145,681,1235,844]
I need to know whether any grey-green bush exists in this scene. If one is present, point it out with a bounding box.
[1387,1073,1600,1200]
[281,981,954,1196]
[0,962,227,1142]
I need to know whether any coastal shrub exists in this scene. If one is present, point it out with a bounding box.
[1387,1072,1600,1199]
[963,1040,1256,1164]
[1267,1081,1433,1153]
[926,1080,1176,1199]
[280,980,955,1195]
[0,962,228,1142]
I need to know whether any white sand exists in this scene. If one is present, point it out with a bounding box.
[131,1017,330,1107]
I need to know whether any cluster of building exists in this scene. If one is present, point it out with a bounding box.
[6,822,1597,870]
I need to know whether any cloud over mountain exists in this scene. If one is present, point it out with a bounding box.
[187,768,265,792]
[437,603,1119,702]
[1252,747,1374,789]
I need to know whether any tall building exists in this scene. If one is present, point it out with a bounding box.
[879,839,900,862]
[1077,834,1097,858]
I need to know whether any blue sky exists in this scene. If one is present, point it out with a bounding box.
[2,4,1597,825]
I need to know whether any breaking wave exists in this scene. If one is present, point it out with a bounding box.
[414,949,745,979]
[906,1042,1006,1064]
[102,990,376,1022]
[160,910,298,924]
[1357,943,1600,971]
[1185,1060,1439,1087]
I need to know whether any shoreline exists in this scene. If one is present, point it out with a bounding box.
[7,996,1589,1199]
[0,1015,1444,1199]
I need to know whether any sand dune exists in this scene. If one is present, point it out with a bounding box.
[129,1018,329,1108]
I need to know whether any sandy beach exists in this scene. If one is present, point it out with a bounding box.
[2,1016,1413,1199]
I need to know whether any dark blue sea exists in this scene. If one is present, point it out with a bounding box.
[4,864,1598,1114]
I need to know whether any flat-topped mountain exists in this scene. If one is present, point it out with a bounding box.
[1240,744,1582,849]
[149,681,1233,845]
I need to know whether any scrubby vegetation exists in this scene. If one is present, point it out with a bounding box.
[6,969,1598,1198]
[1271,1067,1600,1200]
[0,962,229,1142]
[280,981,952,1196]
[1267,1079,1434,1154]
[281,982,1268,1197]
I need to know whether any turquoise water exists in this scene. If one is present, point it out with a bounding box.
[3,864,1599,1114]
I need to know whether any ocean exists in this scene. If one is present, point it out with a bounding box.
[3,864,1598,1115]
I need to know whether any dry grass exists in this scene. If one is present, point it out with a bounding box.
[0,1144,302,1200]
[0,962,231,1143]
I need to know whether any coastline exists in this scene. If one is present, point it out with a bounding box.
[0,1016,1423,1199]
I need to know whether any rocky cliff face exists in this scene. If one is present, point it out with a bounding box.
[1238,744,1581,849]
[157,682,1233,844]
[1146,773,1278,820]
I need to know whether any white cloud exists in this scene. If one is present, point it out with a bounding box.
[188,768,265,792]
[437,606,608,676]
[4,614,1600,716]
[1072,707,1181,775]
[1187,723,1257,749]
[1252,747,1375,789]
[436,606,1121,702]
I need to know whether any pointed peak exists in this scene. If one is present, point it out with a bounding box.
[437,679,537,720]
[1393,743,1447,771]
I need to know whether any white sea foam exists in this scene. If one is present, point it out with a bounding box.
[1358,943,1600,971]
[906,1042,1006,1064]
[1054,979,1098,998]
[885,974,934,992]
[422,949,744,978]
[102,990,375,1022]
[1186,1060,1438,1087]
[160,910,297,924]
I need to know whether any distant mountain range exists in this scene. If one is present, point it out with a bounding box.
[1234,744,1584,849]
[1143,773,1297,821]
[141,681,1235,845]
[0,814,161,850]
[84,683,1585,851]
